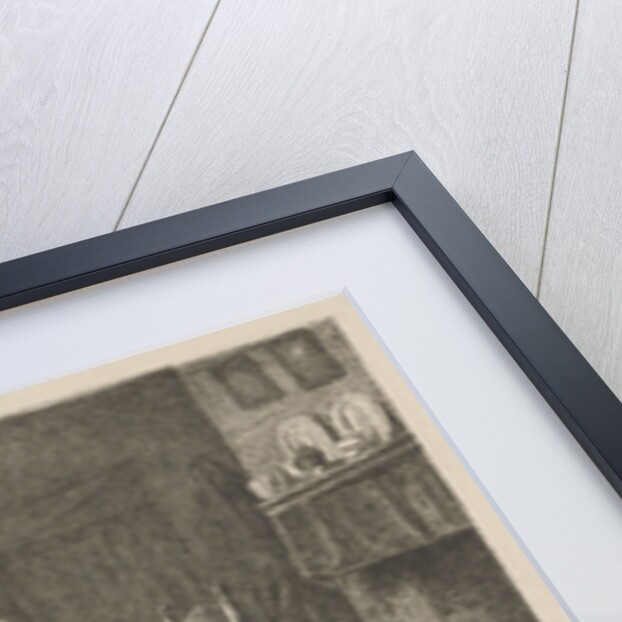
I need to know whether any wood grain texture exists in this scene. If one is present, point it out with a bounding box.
[0,0,218,262]
[539,0,622,400]
[119,0,576,289]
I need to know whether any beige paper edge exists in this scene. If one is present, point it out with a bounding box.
[0,294,570,620]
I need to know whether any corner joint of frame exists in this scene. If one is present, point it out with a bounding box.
[391,151,416,192]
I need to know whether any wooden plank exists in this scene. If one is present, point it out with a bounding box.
[119,0,576,289]
[0,0,218,262]
[539,1,622,400]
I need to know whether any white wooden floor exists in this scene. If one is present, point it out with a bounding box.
[1,0,620,402]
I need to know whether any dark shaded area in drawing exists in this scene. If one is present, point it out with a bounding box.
[0,320,537,621]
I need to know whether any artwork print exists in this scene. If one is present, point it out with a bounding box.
[0,296,569,622]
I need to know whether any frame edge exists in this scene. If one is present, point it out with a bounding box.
[393,151,622,498]
[0,152,412,311]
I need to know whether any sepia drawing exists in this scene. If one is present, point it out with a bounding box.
[0,304,564,621]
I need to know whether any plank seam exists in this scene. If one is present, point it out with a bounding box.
[535,0,581,298]
[112,0,225,232]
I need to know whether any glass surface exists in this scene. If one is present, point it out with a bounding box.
[0,204,620,620]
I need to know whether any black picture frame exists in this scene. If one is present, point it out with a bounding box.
[1,151,621,499]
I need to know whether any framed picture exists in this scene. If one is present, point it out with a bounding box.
[0,151,620,620]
